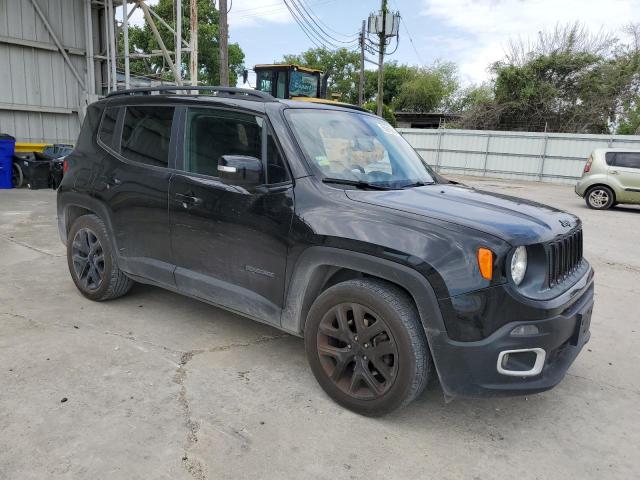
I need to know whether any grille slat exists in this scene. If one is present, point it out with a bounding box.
[547,228,583,287]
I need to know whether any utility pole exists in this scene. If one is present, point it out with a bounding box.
[190,0,198,87]
[176,0,182,85]
[376,0,387,116]
[359,20,365,106]
[123,0,130,89]
[219,0,229,86]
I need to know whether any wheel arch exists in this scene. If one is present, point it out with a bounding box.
[585,183,617,201]
[58,192,118,251]
[281,247,447,340]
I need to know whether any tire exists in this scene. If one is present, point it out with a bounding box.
[11,163,23,188]
[585,185,614,210]
[67,214,133,301]
[304,278,430,416]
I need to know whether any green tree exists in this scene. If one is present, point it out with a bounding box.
[394,62,459,112]
[461,23,640,133]
[125,0,245,86]
[363,101,396,126]
[281,47,361,102]
[618,101,640,134]
[451,84,494,112]
[364,62,418,106]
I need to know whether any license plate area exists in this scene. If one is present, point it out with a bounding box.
[570,305,592,346]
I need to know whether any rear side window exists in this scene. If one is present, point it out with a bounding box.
[98,107,119,148]
[605,152,616,166]
[612,152,640,169]
[121,106,175,167]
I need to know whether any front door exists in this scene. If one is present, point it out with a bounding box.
[609,151,640,203]
[169,106,294,326]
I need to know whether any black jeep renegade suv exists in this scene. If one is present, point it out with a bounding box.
[57,87,594,416]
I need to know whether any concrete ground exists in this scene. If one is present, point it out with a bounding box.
[1,177,638,480]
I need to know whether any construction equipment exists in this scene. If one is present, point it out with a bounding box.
[252,64,328,100]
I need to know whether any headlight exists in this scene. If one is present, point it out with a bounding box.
[510,246,528,285]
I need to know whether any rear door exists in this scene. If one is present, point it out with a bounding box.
[168,106,294,326]
[609,152,640,202]
[95,103,178,287]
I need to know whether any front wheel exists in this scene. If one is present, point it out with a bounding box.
[585,185,614,210]
[304,278,430,416]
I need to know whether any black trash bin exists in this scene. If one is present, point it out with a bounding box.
[13,152,53,190]
[50,158,64,189]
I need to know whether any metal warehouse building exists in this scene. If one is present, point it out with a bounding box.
[0,1,98,144]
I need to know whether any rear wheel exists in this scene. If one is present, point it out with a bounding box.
[304,278,430,416]
[67,214,133,301]
[585,185,614,210]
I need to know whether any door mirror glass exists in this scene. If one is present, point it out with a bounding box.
[218,155,263,186]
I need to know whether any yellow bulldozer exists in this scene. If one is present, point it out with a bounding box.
[248,64,344,105]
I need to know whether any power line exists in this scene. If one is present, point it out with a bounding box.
[287,0,346,49]
[231,0,338,19]
[298,0,359,42]
[285,0,359,50]
[390,0,425,65]
[283,0,326,49]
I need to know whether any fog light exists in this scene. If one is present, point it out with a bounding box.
[510,325,539,336]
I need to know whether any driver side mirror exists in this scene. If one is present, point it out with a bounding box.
[218,155,263,187]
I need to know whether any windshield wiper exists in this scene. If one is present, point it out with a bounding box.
[401,181,436,189]
[322,178,391,190]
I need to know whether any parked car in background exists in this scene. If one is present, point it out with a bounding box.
[58,86,594,416]
[575,149,640,209]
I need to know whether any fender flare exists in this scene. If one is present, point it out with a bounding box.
[281,246,448,342]
[58,191,119,252]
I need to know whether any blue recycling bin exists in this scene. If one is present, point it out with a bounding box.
[0,134,16,189]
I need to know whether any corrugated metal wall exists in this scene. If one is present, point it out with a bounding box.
[0,0,87,144]
[400,128,640,184]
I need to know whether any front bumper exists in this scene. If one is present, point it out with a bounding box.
[430,270,594,398]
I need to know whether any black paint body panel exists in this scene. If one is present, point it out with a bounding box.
[57,95,594,398]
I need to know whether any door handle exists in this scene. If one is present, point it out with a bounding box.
[175,192,203,207]
[610,170,619,175]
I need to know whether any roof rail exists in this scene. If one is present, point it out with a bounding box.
[106,86,275,101]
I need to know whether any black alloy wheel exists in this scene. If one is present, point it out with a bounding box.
[316,302,399,400]
[66,214,133,301]
[305,278,430,416]
[71,228,105,291]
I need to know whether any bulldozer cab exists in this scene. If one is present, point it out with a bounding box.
[254,64,324,100]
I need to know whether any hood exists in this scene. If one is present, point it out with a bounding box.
[345,184,579,245]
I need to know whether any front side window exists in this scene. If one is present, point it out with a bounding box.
[184,108,290,184]
[121,106,174,167]
[285,109,434,188]
[613,152,640,169]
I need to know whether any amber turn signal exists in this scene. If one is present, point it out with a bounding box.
[477,248,494,280]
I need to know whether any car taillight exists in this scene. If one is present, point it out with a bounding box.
[63,159,69,174]
[583,156,592,173]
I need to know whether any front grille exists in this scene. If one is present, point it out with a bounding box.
[546,228,583,287]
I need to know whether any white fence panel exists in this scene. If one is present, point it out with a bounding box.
[399,128,640,184]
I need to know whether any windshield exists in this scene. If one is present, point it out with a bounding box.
[285,109,435,188]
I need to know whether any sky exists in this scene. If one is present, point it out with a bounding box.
[123,0,640,86]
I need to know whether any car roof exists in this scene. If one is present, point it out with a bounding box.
[98,86,372,116]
